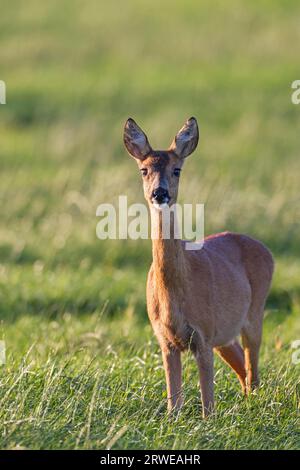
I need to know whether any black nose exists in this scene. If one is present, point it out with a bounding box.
[152,187,169,203]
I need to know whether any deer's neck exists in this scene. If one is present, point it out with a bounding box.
[150,208,189,350]
[150,208,187,289]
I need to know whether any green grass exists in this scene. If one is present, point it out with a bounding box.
[0,0,299,450]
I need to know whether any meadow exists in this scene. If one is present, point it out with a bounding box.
[0,0,299,449]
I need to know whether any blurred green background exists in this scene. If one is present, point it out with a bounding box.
[0,0,299,450]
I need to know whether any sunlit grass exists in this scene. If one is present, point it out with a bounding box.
[0,306,299,450]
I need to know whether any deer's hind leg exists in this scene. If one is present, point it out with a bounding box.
[241,299,266,394]
[241,322,262,394]
[215,341,247,394]
[241,241,273,394]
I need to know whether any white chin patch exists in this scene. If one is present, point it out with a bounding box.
[152,202,169,211]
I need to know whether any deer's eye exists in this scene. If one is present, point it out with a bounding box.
[173,168,181,177]
[140,168,148,177]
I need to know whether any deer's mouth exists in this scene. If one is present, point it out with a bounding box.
[152,196,171,210]
[151,188,170,209]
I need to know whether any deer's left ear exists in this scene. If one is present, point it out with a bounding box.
[123,118,152,160]
[169,117,199,159]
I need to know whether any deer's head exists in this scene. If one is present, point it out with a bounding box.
[123,117,199,210]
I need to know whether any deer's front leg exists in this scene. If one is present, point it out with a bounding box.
[194,345,214,418]
[161,345,182,412]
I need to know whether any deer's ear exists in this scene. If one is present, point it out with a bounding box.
[123,118,152,160]
[169,117,199,159]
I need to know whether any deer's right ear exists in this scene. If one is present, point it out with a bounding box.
[123,118,152,160]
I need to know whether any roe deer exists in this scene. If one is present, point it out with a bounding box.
[123,117,274,417]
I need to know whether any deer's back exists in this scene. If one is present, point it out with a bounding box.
[199,231,274,287]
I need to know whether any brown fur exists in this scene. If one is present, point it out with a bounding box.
[124,117,274,417]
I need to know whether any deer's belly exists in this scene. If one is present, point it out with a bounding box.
[185,263,252,347]
[210,275,252,347]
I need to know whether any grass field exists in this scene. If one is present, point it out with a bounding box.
[0,0,300,450]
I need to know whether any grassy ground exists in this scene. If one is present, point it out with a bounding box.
[0,0,299,450]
